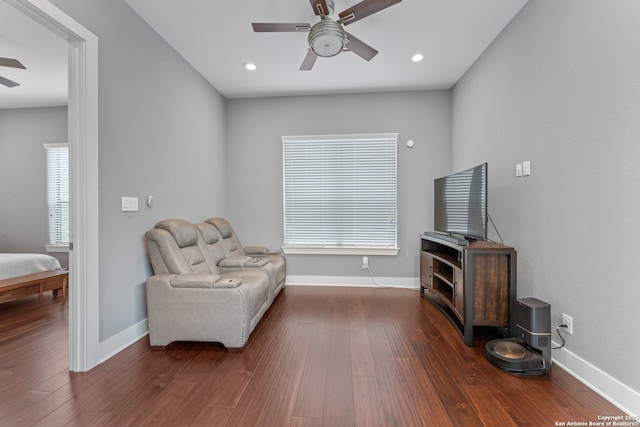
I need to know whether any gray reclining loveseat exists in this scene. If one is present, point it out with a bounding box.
[201,217,286,296]
[144,218,285,351]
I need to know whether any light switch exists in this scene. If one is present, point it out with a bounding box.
[516,163,523,177]
[121,196,139,212]
[523,160,531,176]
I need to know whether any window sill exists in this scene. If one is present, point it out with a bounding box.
[282,246,399,256]
[45,244,70,253]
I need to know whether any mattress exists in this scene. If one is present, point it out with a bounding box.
[0,253,62,281]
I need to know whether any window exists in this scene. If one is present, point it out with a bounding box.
[44,143,69,251]
[282,133,398,255]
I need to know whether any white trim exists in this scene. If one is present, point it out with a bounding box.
[282,246,399,256]
[45,244,69,253]
[282,133,400,142]
[43,142,68,149]
[552,341,640,416]
[5,0,100,372]
[99,318,149,364]
[285,275,420,289]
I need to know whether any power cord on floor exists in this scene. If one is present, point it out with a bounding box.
[365,265,381,287]
[365,263,397,291]
[552,324,568,349]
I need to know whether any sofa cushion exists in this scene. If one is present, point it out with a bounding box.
[205,217,246,256]
[208,217,233,239]
[197,222,220,244]
[182,246,212,273]
[147,219,217,275]
[196,222,227,265]
[156,219,199,248]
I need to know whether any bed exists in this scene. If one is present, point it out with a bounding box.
[0,253,68,304]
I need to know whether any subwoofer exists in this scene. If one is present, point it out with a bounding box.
[486,297,551,375]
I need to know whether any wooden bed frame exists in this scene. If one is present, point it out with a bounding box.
[0,269,68,304]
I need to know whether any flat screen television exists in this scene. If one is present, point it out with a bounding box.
[434,162,487,241]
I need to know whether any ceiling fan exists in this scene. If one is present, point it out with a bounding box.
[252,0,402,70]
[0,57,26,88]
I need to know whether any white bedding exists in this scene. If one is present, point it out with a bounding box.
[0,253,62,281]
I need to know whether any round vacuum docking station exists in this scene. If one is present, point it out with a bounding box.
[485,338,546,375]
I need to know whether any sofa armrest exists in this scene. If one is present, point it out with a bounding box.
[244,246,282,255]
[246,258,269,267]
[169,274,221,289]
[219,256,252,268]
[213,277,243,288]
[218,255,269,269]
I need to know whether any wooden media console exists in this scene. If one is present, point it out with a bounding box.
[420,234,517,345]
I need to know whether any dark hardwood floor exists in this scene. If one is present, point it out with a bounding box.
[0,285,625,426]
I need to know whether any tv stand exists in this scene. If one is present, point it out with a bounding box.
[420,234,517,345]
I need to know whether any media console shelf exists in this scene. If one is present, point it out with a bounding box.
[420,234,517,345]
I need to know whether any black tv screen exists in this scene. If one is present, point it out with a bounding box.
[434,162,487,241]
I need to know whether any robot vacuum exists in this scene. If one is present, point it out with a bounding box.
[486,298,552,375]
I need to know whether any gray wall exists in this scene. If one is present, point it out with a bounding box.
[0,106,68,267]
[27,0,638,402]
[226,91,451,279]
[50,0,228,341]
[452,1,640,391]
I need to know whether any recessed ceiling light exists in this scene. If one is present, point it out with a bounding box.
[244,62,257,71]
[411,53,424,63]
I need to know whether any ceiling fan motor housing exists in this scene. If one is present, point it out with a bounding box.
[308,19,346,57]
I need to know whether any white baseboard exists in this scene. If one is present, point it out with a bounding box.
[285,275,420,289]
[99,318,149,364]
[552,341,639,416]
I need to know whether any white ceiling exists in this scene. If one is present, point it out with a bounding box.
[0,0,528,109]
[0,0,68,109]
[124,0,528,98]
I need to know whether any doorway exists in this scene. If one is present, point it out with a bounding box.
[2,0,100,371]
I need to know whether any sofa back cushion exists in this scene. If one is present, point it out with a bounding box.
[146,219,217,275]
[205,217,246,257]
[196,222,228,265]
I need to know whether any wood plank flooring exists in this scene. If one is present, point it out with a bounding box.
[0,285,626,426]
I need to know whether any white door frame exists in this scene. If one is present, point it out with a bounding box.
[4,0,100,371]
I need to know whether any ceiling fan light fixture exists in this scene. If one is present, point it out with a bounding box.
[308,19,346,57]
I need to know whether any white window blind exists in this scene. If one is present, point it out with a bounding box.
[44,143,69,248]
[282,133,398,255]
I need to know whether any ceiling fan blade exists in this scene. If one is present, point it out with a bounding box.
[300,49,318,71]
[0,75,20,88]
[309,0,330,16]
[339,0,402,25]
[344,32,378,61]
[252,23,310,32]
[0,57,26,69]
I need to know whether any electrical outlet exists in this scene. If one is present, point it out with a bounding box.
[362,256,368,269]
[562,313,573,335]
